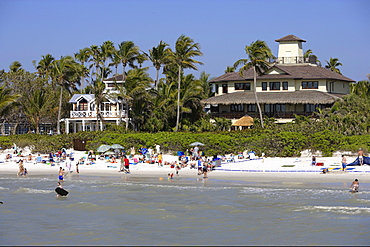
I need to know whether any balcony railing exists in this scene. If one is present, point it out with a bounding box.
[276,56,317,65]
[70,110,126,118]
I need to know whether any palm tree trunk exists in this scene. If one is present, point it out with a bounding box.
[57,86,63,134]
[253,66,264,128]
[175,65,181,132]
[155,68,159,90]
[125,102,129,129]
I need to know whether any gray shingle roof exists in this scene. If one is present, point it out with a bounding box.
[210,64,355,83]
[104,74,124,81]
[201,90,344,105]
[275,34,306,42]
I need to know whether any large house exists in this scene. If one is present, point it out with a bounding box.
[62,75,126,134]
[202,34,355,124]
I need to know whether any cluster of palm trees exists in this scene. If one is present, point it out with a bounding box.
[0,34,364,135]
[0,35,214,134]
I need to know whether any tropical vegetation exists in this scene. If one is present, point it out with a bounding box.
[0,35,369,157]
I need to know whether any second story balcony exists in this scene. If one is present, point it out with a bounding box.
[276,56,318,65]
[70,110,126,119]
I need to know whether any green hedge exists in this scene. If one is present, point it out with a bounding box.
[3,130,369,157]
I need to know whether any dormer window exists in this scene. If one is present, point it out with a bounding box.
[77,98,88,111]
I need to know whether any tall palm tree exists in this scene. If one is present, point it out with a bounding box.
[9,61,24,73]
[74,48,91,88]
[110,68,152,130]
[92,78,107,131]
[118,41,140,80]
[166,35,203,132]
[51,56,83,134]
[36,54,55,81]
[325,57,342,74]
[22,89,50,133]
[233,40,274,128]
[100,41,115,78]
[145,40,169,89]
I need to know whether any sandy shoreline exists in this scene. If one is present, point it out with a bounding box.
[1,149,369,184]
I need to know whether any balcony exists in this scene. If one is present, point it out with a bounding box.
[70,110,126,118]
[276,56,317,65]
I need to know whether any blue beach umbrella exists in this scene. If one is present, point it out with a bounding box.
[111,144,124,149]
[97,144,111,153]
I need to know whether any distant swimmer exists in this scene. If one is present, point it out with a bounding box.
[350,179,359,193]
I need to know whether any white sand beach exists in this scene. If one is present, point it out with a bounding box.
[1,148,369,183]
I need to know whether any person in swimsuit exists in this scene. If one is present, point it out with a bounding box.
[58,167,65,182]
[350,179,359,193]
[341,155,347,171]
[358,149,364,166]
[17,160,25,177]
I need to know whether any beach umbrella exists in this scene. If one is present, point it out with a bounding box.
[104,151,115,155]
[190,142,205,146]
[97,144,111,153]
[111,144,124,149]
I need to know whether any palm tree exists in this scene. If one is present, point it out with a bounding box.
[166,35,203,132]
[74,48,91,87]
[110,68,152,130]
[233,40,275,128]
[325,57,342,74]
[145,40,169,89]
[225,66,235,73]
[51,56,83,134]
[92,78,107,131]
[36,54,55,81]
[100,41,115,78]
[0,86,21,117]
[118,41,140,80]
[9,61,24,73]
[22,89,50,133]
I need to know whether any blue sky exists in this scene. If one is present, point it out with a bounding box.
[0,0,369,82]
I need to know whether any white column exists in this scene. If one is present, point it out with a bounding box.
[100,120,103,131]
[82,120,85,131]
[66,119,69,134]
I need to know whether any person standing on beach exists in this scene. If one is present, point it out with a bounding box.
[358,149,364,166]
[341,155,347,171]
[158,152,163,167]
[17,160,25,177]
[311,156,316,166]
[124,155,130,173]
[350,179,359,193]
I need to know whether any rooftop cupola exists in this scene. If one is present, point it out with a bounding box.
[275,34,308,64]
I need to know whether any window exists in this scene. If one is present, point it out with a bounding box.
[215,84,219,94]
[283,81,288,90]
[222,84,228,94]
[262,82,267,91]
[230,104,244,112]
[78,99,88,111]
[247,104,256,112]
[305,104,317,113]
[269,82,280,90]
[302,81,318,89]
[234,83,251,90]
[264,104,286,113]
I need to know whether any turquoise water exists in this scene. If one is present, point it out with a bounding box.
[1,173,369,246]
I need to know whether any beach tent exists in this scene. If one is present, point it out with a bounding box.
[232,115,254,130]
[347,156,370,166]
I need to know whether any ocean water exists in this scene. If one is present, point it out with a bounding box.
[1,173,369,246]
